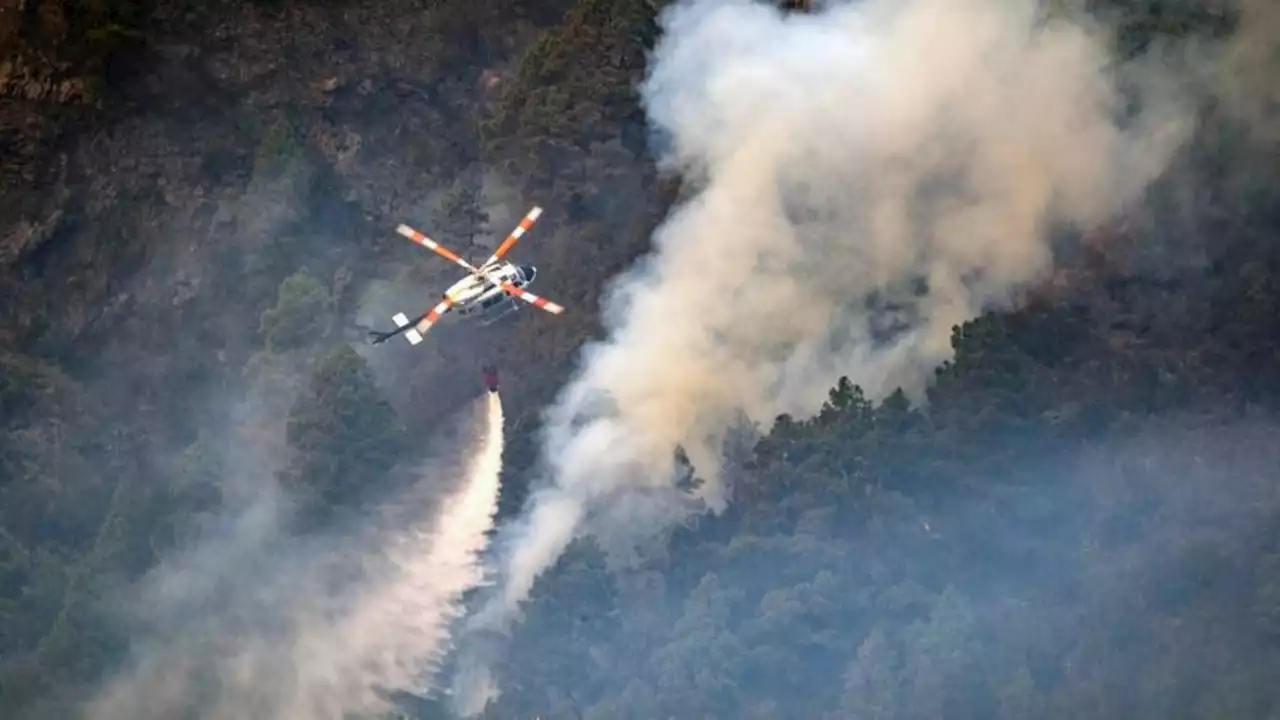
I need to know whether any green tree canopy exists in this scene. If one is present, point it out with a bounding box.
[258,271,330,352]
[437,179,490,249]
[282,345,404,521]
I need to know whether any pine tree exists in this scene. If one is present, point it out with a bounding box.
[282,345,404,522]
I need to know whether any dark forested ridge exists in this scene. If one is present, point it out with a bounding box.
[2,0,1279,718]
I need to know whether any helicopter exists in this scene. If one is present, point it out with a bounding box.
[370,205,565,346]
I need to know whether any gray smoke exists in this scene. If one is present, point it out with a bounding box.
[450,0,1208,711]
[86,394,505,720]
[1214,0,1280,146]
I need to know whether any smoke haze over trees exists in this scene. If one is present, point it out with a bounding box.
[2,0,1279,718]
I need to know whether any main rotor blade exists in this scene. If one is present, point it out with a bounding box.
[482,206,543,268]
[397,224,482,275]
[498,280,564,314]
[414,295,457,335]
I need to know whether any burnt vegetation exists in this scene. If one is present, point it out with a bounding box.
[2,0,1280,718]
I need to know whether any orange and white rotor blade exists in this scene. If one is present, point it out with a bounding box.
[482,206,543,267]
[414,296,457,335]
[397,224,482,275]
[499,280,564,315]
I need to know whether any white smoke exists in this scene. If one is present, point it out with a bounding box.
[451,0,1199,711]
[88,393,506,720]
[273,392,507,717]
[1215,0,1280,147]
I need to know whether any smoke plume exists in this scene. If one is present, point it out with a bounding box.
[1216,0,1280,146]
[87,393,505,719]
[450,0,1204,710]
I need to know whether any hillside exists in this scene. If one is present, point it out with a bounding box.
[2,0,1279,718]
[1,0,655,712]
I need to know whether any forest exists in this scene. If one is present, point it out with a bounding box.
[1,0,1279,718]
